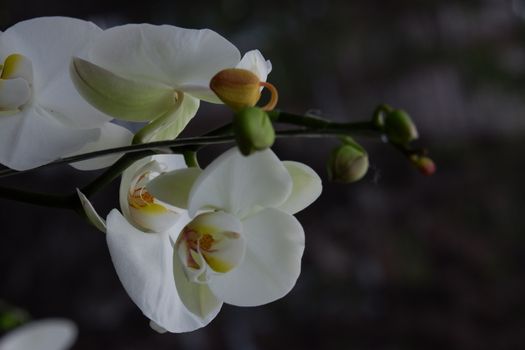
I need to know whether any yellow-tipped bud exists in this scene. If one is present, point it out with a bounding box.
[233,107,275,156]
[327,142,369,183]
[210,68,278,111]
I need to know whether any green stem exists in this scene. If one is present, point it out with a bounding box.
[0,112,386,208]
[0,122,379,180]
[80,151,155,197]
[0,186,77,209]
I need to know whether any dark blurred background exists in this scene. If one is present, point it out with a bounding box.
[1,0,525,349]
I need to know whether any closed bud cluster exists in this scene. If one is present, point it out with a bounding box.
[327,141,369,183]
[384,109,418,144]
[233,107,275,156]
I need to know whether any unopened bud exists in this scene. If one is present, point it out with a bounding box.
[327,143,369,183]
[233,107,275,155]
[210,68,278,111]
[384,109,418,144]
[410,155,436,176]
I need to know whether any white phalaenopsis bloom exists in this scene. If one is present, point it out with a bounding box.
[0,17,131,170]
[0,319,77,350]
[104,148,322,332]
[71,23,271,142]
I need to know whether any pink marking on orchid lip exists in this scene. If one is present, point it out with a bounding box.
[180,227,201,269]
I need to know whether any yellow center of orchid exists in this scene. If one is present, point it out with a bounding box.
[176,211,245,283]
[0,53,33,114]
[127,169,180,232]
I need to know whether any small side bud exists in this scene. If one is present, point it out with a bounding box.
[210,68,278,111]
[233,107,275,155]
[410,155,436,176]
[327,142,369,183]
[384,109,418,144]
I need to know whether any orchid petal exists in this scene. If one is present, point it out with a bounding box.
[147,168,202,210]
[208,208,304,306]
[1,17,111,128]
[0,53,33,82]
[0,77,31,111]
[0,319,77,350]
[68,123,133,171]
[172,245,223,321]
[88,24,241,103]
[106,210,219,332]
[76,189,106,233]
[149,320,168,334]
[134,93,200,143]
[119,154,186,232]
[277,161,322,214]
[71,58,176,122]
[0,108,99,170]
[187,148,292,218]
[236,49,272,82]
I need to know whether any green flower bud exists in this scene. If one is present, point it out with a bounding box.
[384,109,418,144]
[327,142,369,183]
[233,107,275,156]
[410,155,436,176]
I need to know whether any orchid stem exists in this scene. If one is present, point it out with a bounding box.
[0,110,389,208]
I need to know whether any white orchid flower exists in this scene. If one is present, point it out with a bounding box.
[0,17,130,171]
[0,319,77,350]
[104,148,322,332]
[71,23,272,143]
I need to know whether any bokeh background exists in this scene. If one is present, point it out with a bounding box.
[1,0,525,349]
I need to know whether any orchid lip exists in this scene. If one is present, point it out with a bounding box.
[0,53,34,113]
[126,160,181,232]
[176,211,245,283]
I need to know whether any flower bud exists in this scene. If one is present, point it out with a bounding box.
[410,155,436,176]
[233,107,275,156]
[327,143,369,183]
[210,68,278,111]
[384,109,418,144]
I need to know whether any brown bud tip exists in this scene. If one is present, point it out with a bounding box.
[210,68,262,111]
[411,155,436,176]
[210,68,278,112]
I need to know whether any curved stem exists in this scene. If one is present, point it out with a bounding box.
[0,186,78,209]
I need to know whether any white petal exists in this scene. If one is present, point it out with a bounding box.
[0,78,31,111]
[147,168,202,210]
[134,93,200,143]
[1,17,111,128]
[76,189,106,233]
[0,318,77,350]
[119,154,186,223]
[208,208,305,307]
[172,246,223,321]
[106,210,220,332]
[89,24,241,102]
[278,161,322,214]
[71,58,177,122]
[188,148,292,218]
[68,123,133,171]
[149,320,168,334]
[0,107,99,170]
[236,49,272,82]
